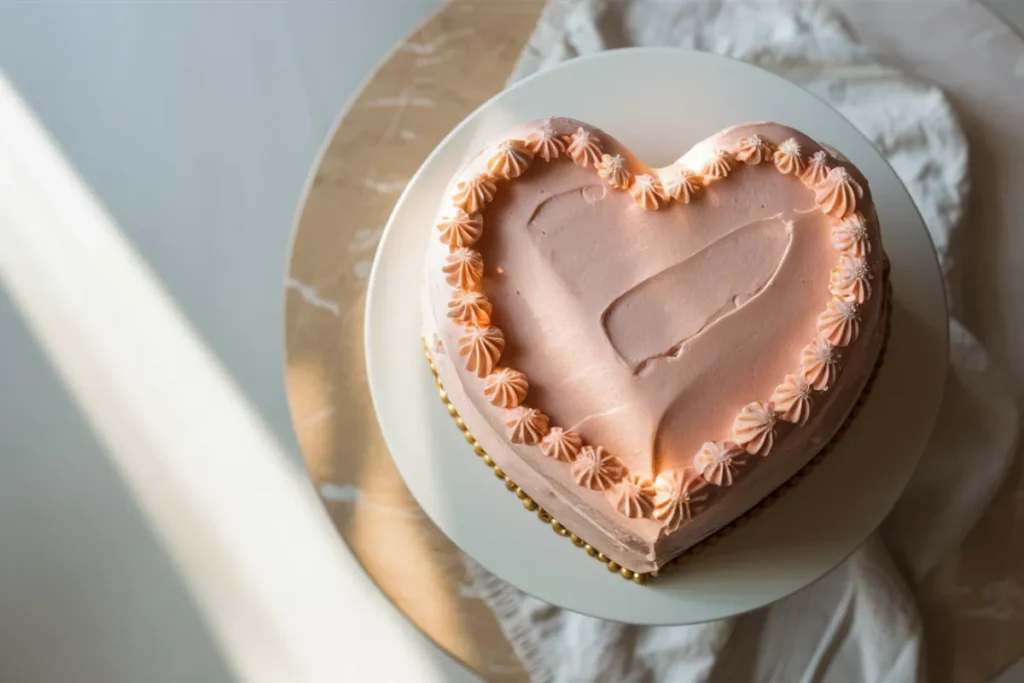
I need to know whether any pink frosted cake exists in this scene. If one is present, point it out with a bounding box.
[422,117,887,579]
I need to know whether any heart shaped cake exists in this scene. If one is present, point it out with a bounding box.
[421,117,888,579]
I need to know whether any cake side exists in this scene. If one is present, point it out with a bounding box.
[421,117,885,573]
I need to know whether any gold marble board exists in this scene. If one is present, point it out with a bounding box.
[285,2,544,680]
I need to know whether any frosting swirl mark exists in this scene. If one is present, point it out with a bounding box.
[661,169,701,203]
[732,401,777,456]
[484,367,529,408]
[452,174,497,214]
[436,209,482,251]
[596,154,633,190]
[613,474,655,519]
[734,134,773,165]
[443,247,484,290]
[459,326,504,378]
[507,407,550,445]
[653,470,707,532]
[539,427,582,462]
[630,174,663,210]
[571,445,625,491]
[801,150,830,186]
[814,167,864,219]
[694,441,745,487]
[773,138,806,176]
[800,338,839,391]
[701,149,732,183]
[770,374,813,425]
[830,254,872,304]
[528,126,566,162]
[817,299,860,347]
[487,139,534,180]
[447,290,492,327]
[831,213,872,258]
[566,127,602,168]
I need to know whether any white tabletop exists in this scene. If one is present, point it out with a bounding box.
[0,2,1021,682]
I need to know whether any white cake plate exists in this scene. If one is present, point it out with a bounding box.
[365,48,947,625]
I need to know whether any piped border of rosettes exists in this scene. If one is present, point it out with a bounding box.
[424,278,888,582]
[434,125,878,537]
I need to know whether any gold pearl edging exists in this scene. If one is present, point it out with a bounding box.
[423,265,891,583]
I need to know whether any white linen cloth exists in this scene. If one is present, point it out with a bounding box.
[465,2,1020,682]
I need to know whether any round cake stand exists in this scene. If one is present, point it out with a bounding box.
[365,48,948,625]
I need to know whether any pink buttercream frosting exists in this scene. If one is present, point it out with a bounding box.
[443,247,484,291]
[447,290,491,327]
[831,254,872,304]
[770,374,813,425]
[734,134,773,165]
[528,126,566,162]
[814,167,864,218]
[566,127,602,168]
[653,470,707,533]
[701,149,732,182]
[572,445,626,491]
[801,338,840,391]
[801,150,830,186]
[818,299,861,347]
[507,407,549,445]
[451,174,496,215]
[484,367,528,408]
[630,174,663,210]
[613,474,656,519]
[694,441,745,486]
[660,168,701,203]
[773,138,805,176]
[596,154,633,190]
[832,213,872,257]
[436,209,482,251]
[539,427,582,462]
[487,139,533,180]
[458,325,504,378]
[422,117,887,574]
[732,401,777,456]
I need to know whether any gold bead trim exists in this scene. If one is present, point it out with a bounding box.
[423,266,891,583]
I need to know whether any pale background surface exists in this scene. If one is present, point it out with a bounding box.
[1,2,1023,682]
